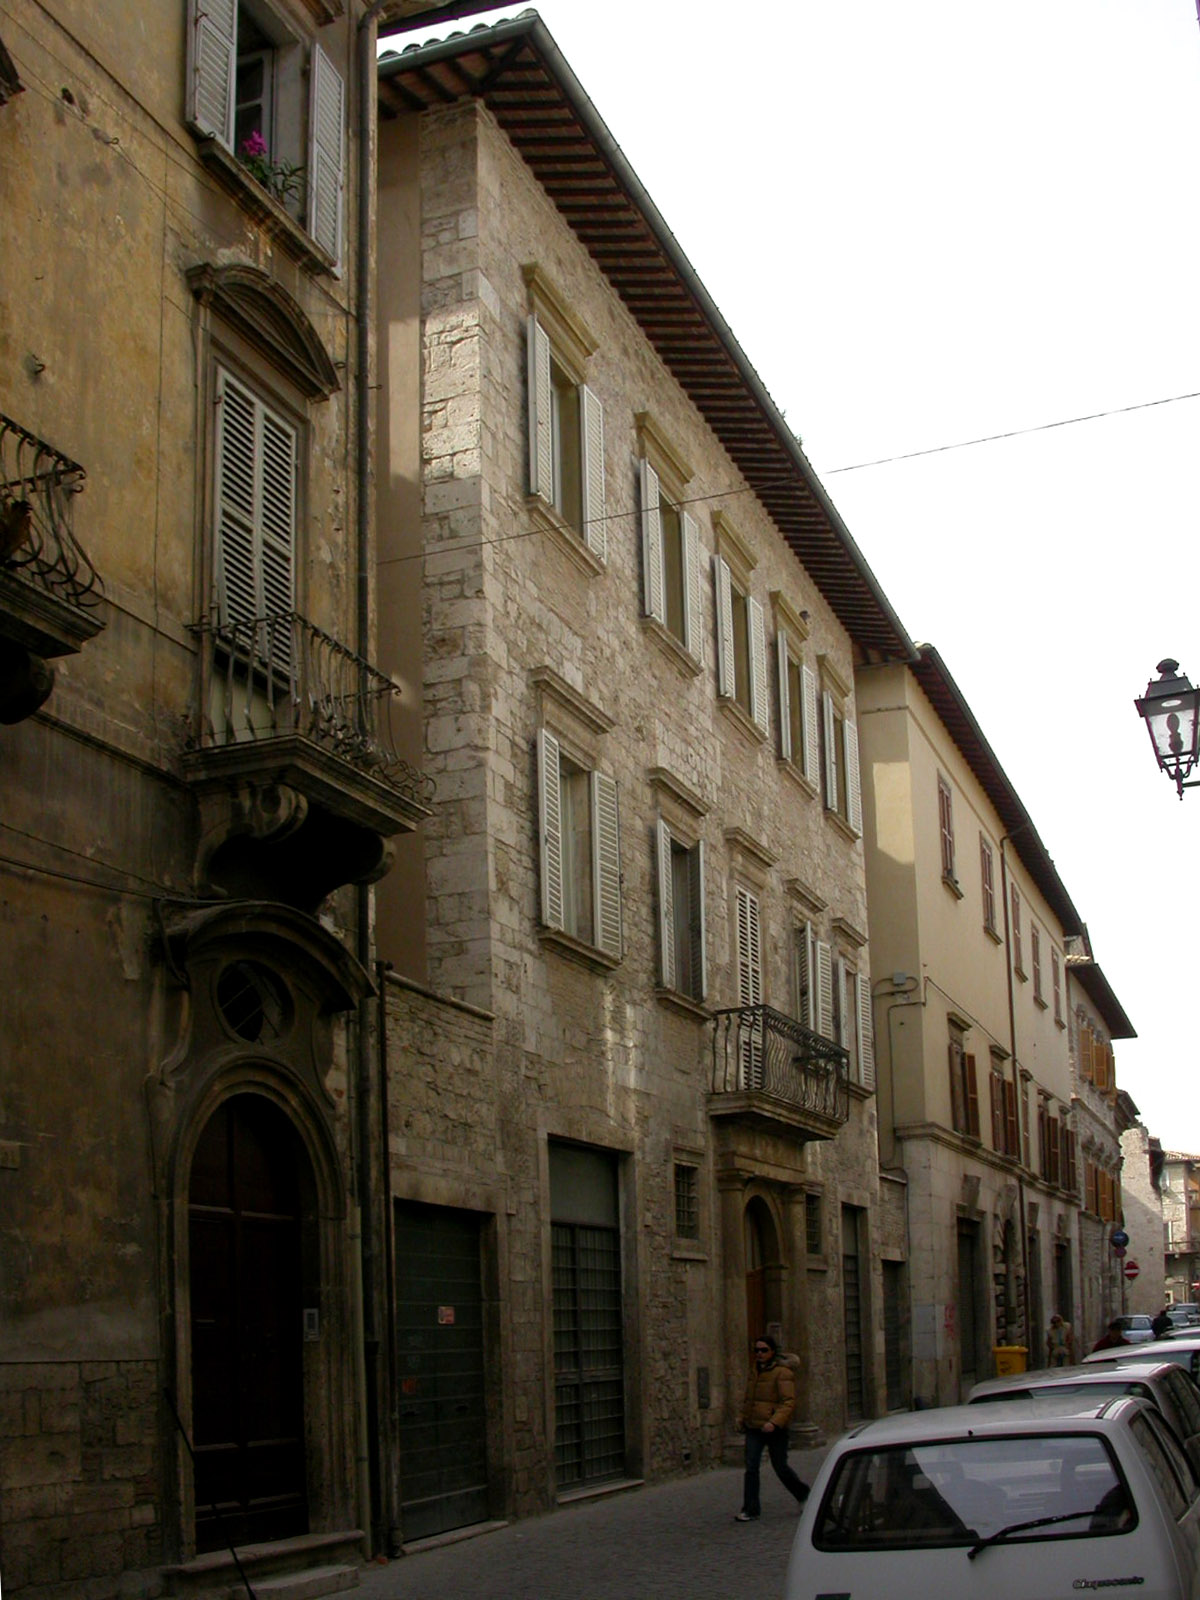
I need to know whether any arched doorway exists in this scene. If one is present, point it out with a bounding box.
[745,1197,781,1344]
[189,1094,312,1551]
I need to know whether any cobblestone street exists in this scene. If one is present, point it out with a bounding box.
[356,1450,828,1600]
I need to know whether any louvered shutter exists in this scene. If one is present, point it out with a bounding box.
[580,385,606,562]
[689,840,706,1002]
[964,1053,980,1137]
[802,665,819,784]
[640,459,665,623]
[187,0,236,147]
[822,692,837,810]
[714,555,735,698]
[747,597,768,731]
[736,886,762,1089]
[682,511,704,664]
[855,972,875,1091]
[214,369,258,629]
[990,1072,1004,1148]
[797,922,814,1029]
[537,729,564,930]
[307,45,345,269]
[656,820,676,990]
[777,636,792,762]
[835,958,849,1048]
[844,718,862,835]
[949,1043,965,1130]
[1048,1116,1061,1185]
[259,405,297,674]
[815,939,833,1039]
[1004,1079,1019,1157]
[592,770,622,959]
[527,316,553,502]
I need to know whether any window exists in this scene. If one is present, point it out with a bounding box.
[805,1192,823,1256]
[674,1163,700,1239]
[525,268,605,561]
[714,556,767,730]
[735,884,763,1087]
[989,1056,1019,1158]
[937,775,956,883]
[821,687,862,834]
[186,0,346,269]
[537,728,621,959]
[655,821,705,1001]
[1011,885,1025,977]
[777,632,819,783]
[638,417,703,661]
[948,1025,980,1138]
[213,363,297,662]
[795,929,837,1040]
[980,836,997,934]
[1039,1096,1062,1186]
[1031,924,1044,1005]
[792,921,814,1030]
[1061,1118,1078,1195]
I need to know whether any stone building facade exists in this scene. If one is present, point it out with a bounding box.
[855,646,1126,1404]
[1163,1152,1200,1307]
[371,15,914,1548]
[0,3,489,1595]
[1119,1122,1167,1315]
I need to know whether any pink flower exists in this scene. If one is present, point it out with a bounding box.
[241,130,267,159]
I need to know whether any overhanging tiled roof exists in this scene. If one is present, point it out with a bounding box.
[1070,959,1136,1040]
[378,11,915,662]
[910,645,1086,940]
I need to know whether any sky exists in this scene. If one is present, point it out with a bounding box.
[386,1,1200,1152]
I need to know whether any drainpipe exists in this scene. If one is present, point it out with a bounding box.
[999,835,1032,1366]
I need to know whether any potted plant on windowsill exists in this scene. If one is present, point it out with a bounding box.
[237,131,304,208]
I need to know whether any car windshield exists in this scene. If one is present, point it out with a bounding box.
[814,1434,1135,1552]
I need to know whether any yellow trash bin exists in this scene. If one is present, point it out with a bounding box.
[993,1345,1028,1376]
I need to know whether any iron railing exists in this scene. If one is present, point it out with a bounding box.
[188,610,434,810]
[0,412,102,610]
[711,1004,850,1125]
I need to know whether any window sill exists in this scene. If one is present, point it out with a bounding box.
[824,807,860,844]
[717,694,767,745]
[942,872,964,900]
[642,616,703,677]
[671,1243,708,1262]
[655,986,711,1021]
[538,926,621,972]
[778,756,819,800]
[527,496,605,576]
[983,923,1003,945]
[195,137,337,277]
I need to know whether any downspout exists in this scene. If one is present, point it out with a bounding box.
[999,836,1032,1367]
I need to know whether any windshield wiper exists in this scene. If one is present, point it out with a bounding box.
[967,1509,1096,1560]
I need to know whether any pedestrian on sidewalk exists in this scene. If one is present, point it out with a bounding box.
[735,1334,809,1522]
[1091,1317,1131,1353]
[1046,1312,1075,1367]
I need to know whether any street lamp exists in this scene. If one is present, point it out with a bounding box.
[1135,659,1200,799]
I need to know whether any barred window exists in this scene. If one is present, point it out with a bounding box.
[806,1191,823,1256]
[674,1163,700,1239]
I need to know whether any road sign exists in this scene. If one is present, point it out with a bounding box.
[1110,1228,1129,1249]
[1113,1246,1126,1259]
[1123,1260,1140,1281]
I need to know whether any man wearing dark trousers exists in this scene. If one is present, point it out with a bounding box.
[735,1334,809,1521]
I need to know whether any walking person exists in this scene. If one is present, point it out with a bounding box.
[1091,1317,1130,1353]
[1152,1306,1173,1339]
[1046,1311,1076,1367]
[735,1334,809,1521]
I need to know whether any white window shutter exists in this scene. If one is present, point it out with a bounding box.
[748,597,768,731]
[592,770,622,959]
[258,406,297,674]
[640,459,665,623]
[822,692,837,810]
[736,886,762,1007]
[856,972,875,1091]
[690,839,706,1002]
[802,921,815,1029]
[802,665,820,785]
[187,0,236,147]
[816,939,833,1039]
[682,511,704,664]
[845,717,862,836]
[714,556,735,698]
[527,316,553,502]
[835,959,849,1048]
[537,729,564,930]
[307,45,345,271]
[655,819,676,990]
[214,369,258,628]
[580,385,606,563]
[777,636,792,762]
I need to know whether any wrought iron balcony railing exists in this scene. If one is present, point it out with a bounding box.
[711,1004,850,1128]
[0,412,103,615]
[187,610,434,814]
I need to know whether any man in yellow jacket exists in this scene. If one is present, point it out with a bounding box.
[735,1334,809,1521]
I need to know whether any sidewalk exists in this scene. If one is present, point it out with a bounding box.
[356,1447,829,1600]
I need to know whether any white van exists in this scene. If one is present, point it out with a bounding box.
[785,1395,1200,1600]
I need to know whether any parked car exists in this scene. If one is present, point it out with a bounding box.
[968,1360,1200,1477]
[1086,1336,1200,1385]
[1169,1305,1200,1331]
[1112,1312,1158,1343]
[785,1396,1200,1600]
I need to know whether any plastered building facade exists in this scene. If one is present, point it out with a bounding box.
[371,15,914,1546]
[855,647,1130,1403]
